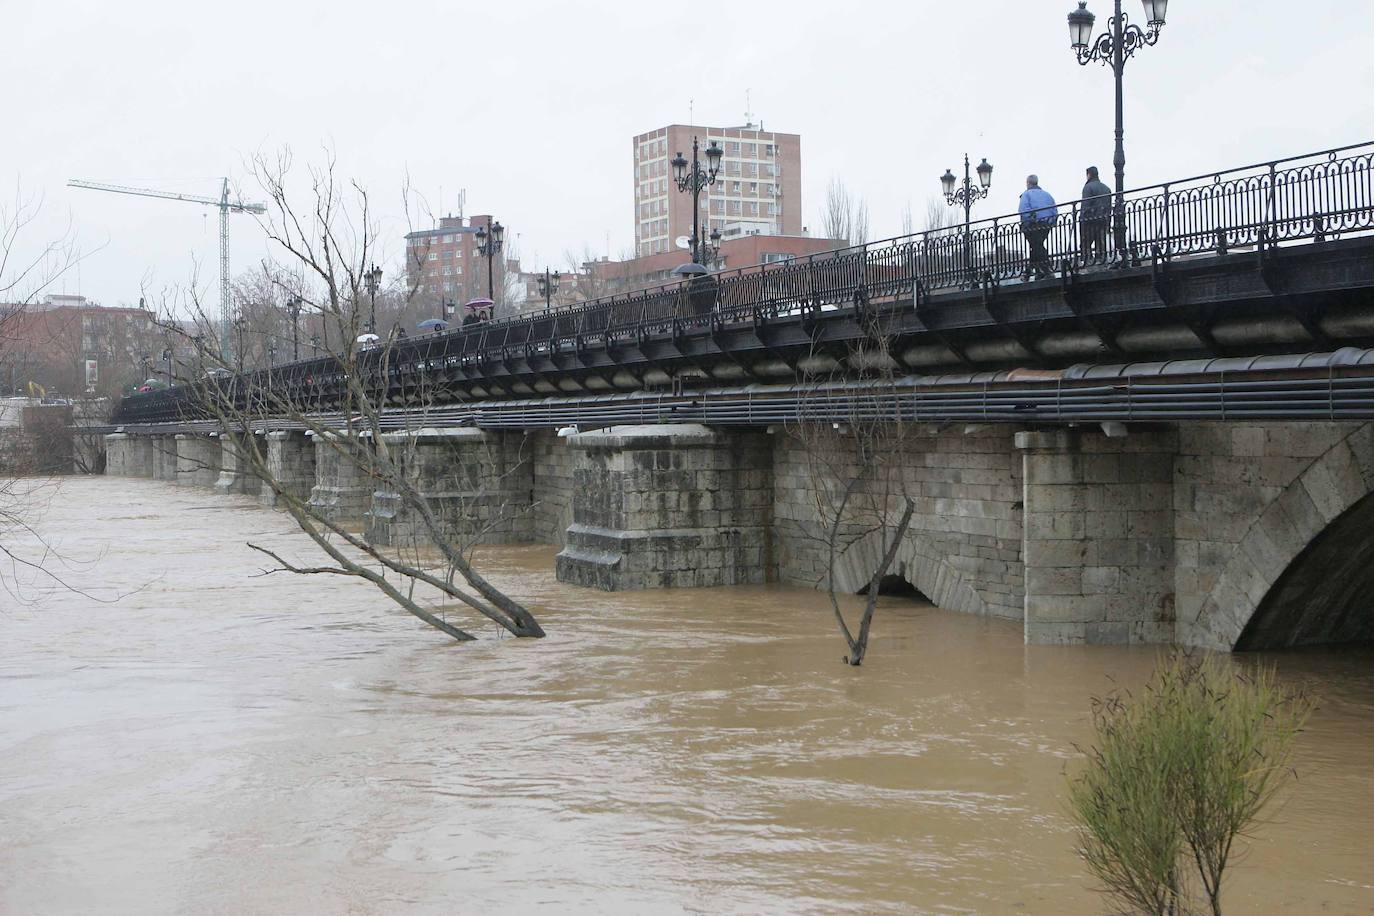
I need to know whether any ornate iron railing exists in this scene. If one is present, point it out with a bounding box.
[116,141,1374,424]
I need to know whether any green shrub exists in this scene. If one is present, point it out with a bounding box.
[1067,654,1311,915]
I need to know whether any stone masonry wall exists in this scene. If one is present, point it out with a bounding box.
[1174,422,1373,648]
[773,425,1024,618]
[1019,428,1176,645]
[530,430,575,545]
[556,425,773,590]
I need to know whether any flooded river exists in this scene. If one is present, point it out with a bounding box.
[2,477,1372,914]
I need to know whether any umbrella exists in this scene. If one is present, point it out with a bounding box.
[417,318,449,331]
[671,262,710,277]
[464,297,494,313]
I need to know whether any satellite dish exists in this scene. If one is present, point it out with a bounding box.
[674,235,691,251]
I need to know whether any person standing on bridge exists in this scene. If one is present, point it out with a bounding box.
[1080,166,1113,266]
[1018,175,1058,280]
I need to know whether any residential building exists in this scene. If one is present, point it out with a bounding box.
[0,295,160,399]
[404,214,518,311]
[632,122,802,258]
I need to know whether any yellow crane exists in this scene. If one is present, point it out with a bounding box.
[68,177,267,362]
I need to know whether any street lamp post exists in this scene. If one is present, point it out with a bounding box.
[162,346,173,384]
[233,316,246,372]
[671,137,724,265]
[1068,0,1170,261]
[474,220,504,303]
[310,334,321,356]
[286,295,303,360]
[363,265,383,333]
[940,154,993,285]
[267,342,277,367]
[536,268,560,310]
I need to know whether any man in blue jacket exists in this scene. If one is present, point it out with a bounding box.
[1019,175,1058,280]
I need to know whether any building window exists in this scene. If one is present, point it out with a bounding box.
[442,234,453,243]
[428,252,438,261]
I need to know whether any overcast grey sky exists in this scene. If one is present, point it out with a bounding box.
[5,0,1371,307]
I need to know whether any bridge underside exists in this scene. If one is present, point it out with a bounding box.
[1238,493,1374,649]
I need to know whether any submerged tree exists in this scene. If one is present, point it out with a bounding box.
[1068,654,1312,915]
[790,292,915,666]
[162,150,546,643]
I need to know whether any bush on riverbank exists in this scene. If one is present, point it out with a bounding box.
[1067,654,1311,915]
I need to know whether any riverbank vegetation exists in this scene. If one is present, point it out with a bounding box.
[1067,654,1312,915]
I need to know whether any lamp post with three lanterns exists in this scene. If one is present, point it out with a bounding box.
[1067,0,1171,261]
[670,137,723,266]
[940,154,993,285]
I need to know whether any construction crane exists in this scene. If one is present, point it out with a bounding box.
[68,177,267,362]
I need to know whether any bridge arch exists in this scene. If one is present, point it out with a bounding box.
[1194,425,1374,650]
[827,531,989,617]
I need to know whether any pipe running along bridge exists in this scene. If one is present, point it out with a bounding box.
[101,142,1374,654]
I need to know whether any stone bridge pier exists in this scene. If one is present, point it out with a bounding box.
[555,425,773,590]
[103,418,1374,651]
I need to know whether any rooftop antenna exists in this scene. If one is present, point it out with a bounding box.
[689,98,694,128]
[744,88,754,128]
[457,188,466,219]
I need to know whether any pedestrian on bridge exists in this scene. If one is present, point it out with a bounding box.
[1019,175,1058,280]
[1080,166,1112,265]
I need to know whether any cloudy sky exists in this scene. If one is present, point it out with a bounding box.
[5,0,1371,308]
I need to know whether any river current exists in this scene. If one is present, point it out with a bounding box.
[2,477,1371,914]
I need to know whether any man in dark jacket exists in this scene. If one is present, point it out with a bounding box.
[1080,166,1113,265]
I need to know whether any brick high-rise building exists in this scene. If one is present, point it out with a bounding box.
[632,122,802,258]
[404,213,511,310]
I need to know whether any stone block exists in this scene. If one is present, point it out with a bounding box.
[1025,620,1088,645]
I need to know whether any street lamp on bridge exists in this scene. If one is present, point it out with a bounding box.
[940,154,994,286]
[286,295,303,360]
[1067,0,1171,262]
[671,137,724,266]
[363,264,383,333]
[536,268,560,310]
[475,220,504,303]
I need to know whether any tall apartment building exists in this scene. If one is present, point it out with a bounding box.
[632,122,802,258]
[404,213,500,308]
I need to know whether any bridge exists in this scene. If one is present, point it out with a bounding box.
[99,142,1374,653]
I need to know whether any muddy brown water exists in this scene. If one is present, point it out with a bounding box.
[1,477,1371,914]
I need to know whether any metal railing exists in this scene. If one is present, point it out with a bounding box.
[115,141,1374,424]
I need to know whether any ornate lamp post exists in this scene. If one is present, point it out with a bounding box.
[233,315,246,372]
[310,334,321,356]
[671,137,724,265]
[1068,0,1170,261]
[286,295,303,360]
[267,341,277,367]
[474,220,504,301]
[162,346,173,383]
[940,154,993,284]
[363,264,383,333]
[536,268,560,310]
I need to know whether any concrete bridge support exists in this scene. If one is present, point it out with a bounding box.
[1017,429,1176,645]
[103,434,131,476]
[555,424,773,590]
[175,434,220,488]
[308,432,373,529]
[260,431,316,508]
[365,428,533,549]
[151,435,179,481]
[214,434,262,497]
[119,435,154,478]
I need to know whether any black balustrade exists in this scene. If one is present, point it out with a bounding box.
[115,141,1374,425]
